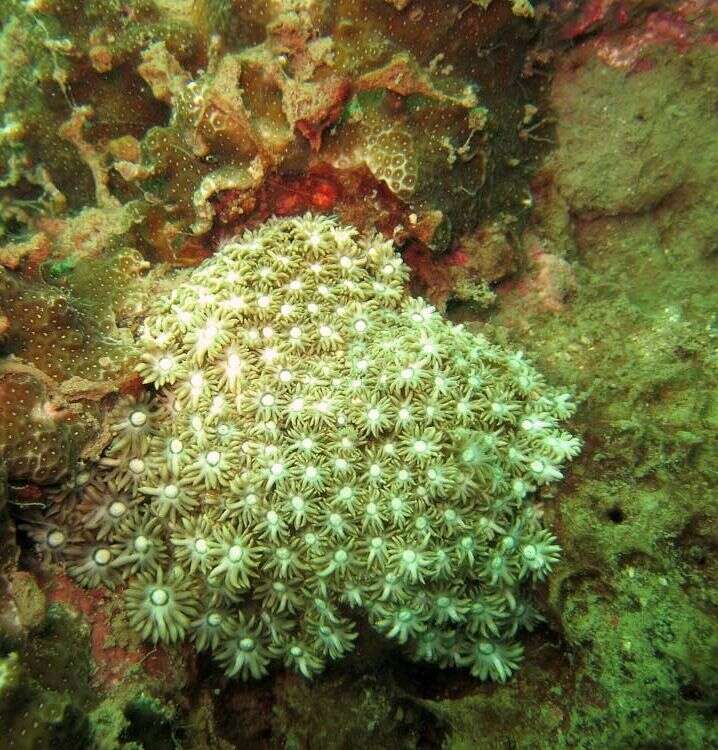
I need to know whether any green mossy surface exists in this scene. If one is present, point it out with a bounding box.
[0,601,185,750]
[431,40,718,750]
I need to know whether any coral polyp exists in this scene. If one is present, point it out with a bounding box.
[38,214,577,682]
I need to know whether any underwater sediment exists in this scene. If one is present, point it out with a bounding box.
[1,1,717,749]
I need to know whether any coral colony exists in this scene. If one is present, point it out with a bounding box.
[31,215,578,681]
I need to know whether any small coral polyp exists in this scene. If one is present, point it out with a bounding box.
[39,214,579,682]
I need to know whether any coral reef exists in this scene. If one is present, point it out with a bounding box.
[0,0,546,256]
[1,1,717,748]
[30,214,577,682]
[0,0,556,490]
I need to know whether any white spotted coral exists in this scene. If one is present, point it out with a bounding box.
[41,213,579,682]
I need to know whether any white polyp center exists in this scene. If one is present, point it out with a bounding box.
[289,326,302,340]
[158,356,174,372]
[258,295,271,309]
[291,497,305,511]
[402,549,417,564]
[164,484,179,499]
[75,471,91,486]
[319,325,333,338]
[262,348,279,364]
[369,464,381,478]
[228,354,242,370]
[334,458,348,471]
[367,408,380,422]
[128,458,145,474]
[401,367,414,380]
[190,373,204,388]
[300,438,314,451]
[305,466,319,480]
[366,502,378,515]
[280,303,293,316]
[334,549,348,564]
[239,637,255,652]
[278,369,293,383]
[218,424,229,436]
[134,535,150,553]
[413,440,427,454]
[289,279,302,291]
[206,450,221,467]
[523,544,537,560]
[94,548,111,565]
[266,510,279,525]
[391,498,403,511]
[109,501,127,518]
[169,439,183,454]
[150,588,169,607]
[530,459,545,473]
[315,400,331,414]
[129,410,147,427]
[195,539,208,555]
[382,263,395,275]
[290,398,304,412]
[228,545,244,562]
[260,393,275,408]
[47,530,65,548]
[207,612,222,626]
[356,359,369,372]
[290,645,303,657]
[270,463,284,477]
[354,319,367,333]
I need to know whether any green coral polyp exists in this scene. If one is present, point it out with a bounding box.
[38,214,578,682]
[126,569,199,644]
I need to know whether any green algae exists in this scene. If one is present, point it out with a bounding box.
[426,38,718,750]
[0,598,186,750]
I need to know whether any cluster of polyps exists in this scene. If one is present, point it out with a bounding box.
[32,214,577,681]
